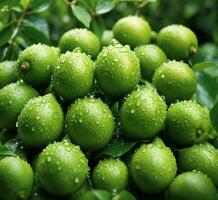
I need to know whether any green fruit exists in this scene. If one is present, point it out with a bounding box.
[178,144,218,186]
[101,30,114,46]
[52,51,94,101]
[0,61,18,89]
[36,141,88,196]
[157,24,198,60]
[92,159,128,193]
[166,101,210,146]
[113,16,151,48]
[17,44,59,88]
[152,60,196,103]
[18,94,64,148]
[95,45,140,97]
[66,98,114,151]
[165,171,216,200]
[78,190,111,200]
[0,81,38,129]
[120,88,166,140]
[59,28,100,58]
[130,138,177,194]
[0,156,33,200]
[134,44,167,81]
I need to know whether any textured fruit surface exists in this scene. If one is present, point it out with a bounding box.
[157,24,198,60]
[0,156,33,200]
[130,138,177,194]
[92,159,128,192]
[95,45,140,97]
[17,44,59,88]
[66,98,114,151]
[36,141,88,196]
[178,144,218,186]
[0,61,18,89]
[120,88,166,140]
[0,81,38,129]
[165,171,216,200]
[152,60,196,103]
[18,94,64,148]
[52,51,94,101]
[134,44,167,81]
[113,16,151,48]
[59,28,100,58]
[166,101,210,146]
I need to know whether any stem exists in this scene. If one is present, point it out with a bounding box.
[136,0,149,15]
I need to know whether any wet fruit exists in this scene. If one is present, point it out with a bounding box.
[157,24,198,60]
[166,101,210,146]
[17,44,59,88]
[36,141,88,196]
[95,45,140,97]
[0,156,33,200]
[0,81,38,129]
[66,98,114,151]
[92,159,128,193]
[59,28,100,58]
[134,44,167,81]
[152,60,197,103]
[113,16,151,48]
[130,138,177,194]
[18,94,64,148]
[120,88,166,140]
[52,51,94,101]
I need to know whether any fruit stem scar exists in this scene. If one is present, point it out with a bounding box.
[20,61,30,73]
[189,46,197,56]
[196,129,203,137]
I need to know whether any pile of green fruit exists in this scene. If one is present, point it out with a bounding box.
[0,15,217,200]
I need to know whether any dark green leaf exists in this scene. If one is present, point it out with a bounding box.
[99,138,137,158]
[95,0,115,15]
[92,190,111,200]
[92,18,105,38]
[0,24,13,46]
[113,190,137,200]
[194,63,218,109]
[71,5,91,28]
[210,102,218,132]
[31,0,52,13]
[0,144,16,157]
[0,0,20,10]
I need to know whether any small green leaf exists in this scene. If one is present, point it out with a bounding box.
[71,5,91,28]
[211,102,218,132]
[92,190,111,200]
[95,0,115,15]
[92,18,105,38]
[20,0,31,9]
[31,0,52,13]
[0,144,16,157]
[99,138,137,158]
[0,24,13,46]
[0,0,20,10]
[113,190,137,200]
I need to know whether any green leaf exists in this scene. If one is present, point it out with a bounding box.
[20,0,31,9]
[71,5,91,28]
[31,0,52,13]
[92,190,111,200]
[92,18,105,38]
[210,102,218,132]
[99,138,137,158]
[0,0,20,10]
[0,24,13,46]
[0,144,16,157]
[113,190,137,200]
[194,63,218,109]
[95,0,115,14]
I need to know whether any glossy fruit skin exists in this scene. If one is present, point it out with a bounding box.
[113,16,151,48]
[17,44,59,88]
[130,138,177,194]
[36,141,88,196]
[18,94,63,148]
[120,88,167,140]
[152,60,196,103]
[134,44,167,81]
[157,24,198,60]
[52,52,94,101]
[95,45,140,97]
[178,144,218,186]
[92,159,128,192]
[66,98,114,151]
[165,171,216,200]
[0,156,34,200]
[0,61,18,89]
[0,81,38,129]
[166,101,210,146]
[101,30,114,47]
[59,28,100,58]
